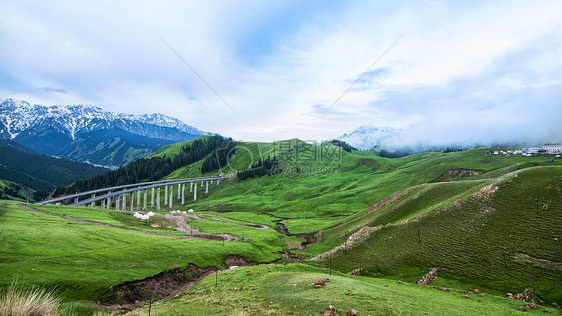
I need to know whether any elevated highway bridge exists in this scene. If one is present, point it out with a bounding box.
[36,176,228,211]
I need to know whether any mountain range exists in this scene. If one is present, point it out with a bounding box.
[336,125,402,150]
[0,99,212,166]
[0,139,106,200]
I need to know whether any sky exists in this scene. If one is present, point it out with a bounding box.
[1,0,561,145]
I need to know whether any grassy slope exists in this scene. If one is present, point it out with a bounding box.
[149,136,213,159]
[190,144,553,234]
[312,166,562,303]
[1,138,560,313]
[127,264,560,316]
[0,203,299,302]
[0,179,29,202]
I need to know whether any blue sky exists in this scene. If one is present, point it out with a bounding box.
[1,0,561,144]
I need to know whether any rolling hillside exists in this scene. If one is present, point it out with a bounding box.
[1,137,560,314]
[0,140,107,200]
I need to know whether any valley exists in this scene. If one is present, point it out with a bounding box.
[1,137,560,315]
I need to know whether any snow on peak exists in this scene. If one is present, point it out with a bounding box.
[337,125,402,150]
[0,99,209,140]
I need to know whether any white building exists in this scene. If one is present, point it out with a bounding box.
[521,144,562,154]
[542,144,562,154]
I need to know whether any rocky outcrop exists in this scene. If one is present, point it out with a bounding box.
[417,268,438,285]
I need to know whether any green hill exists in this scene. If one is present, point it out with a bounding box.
[1,137,560,314]
[0,140,107,201]
[308,166,561,302]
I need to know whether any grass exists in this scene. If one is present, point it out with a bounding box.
[190,145,557,235]
[1,140,561,314]
[311,166,562,303]
[0,281,74,316]
[126,264,560,315]
[0,203,296,302]
[149,136,212,159]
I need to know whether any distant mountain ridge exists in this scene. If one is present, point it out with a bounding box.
[337,125,402,150]
[0,99,212,166]
[0,139,106,200]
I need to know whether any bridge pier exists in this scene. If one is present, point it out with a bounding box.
[74,197,79,204]
[101,199,105,209]
[177,184,181,199]
[90,193,96,208]
[136,190,141,210]
[130,193,134,212]
[201,181,204,187]
[164,185,168,206]
[122,194,126,211]
[190,182,193,192]
[193,182,197,201]
[156,187,160,210]
[205,181,209,193]
[116,195,120,210]
[151,187,155,208]
[107,197,111,210]
[143,189,147,210]
[169,185,173,209]
[181,183,185,205]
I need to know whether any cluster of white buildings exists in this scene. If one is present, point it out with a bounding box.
[521,144,562,154]
[486,144,562,157]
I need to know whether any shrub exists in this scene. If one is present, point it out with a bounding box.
[0,282,73,316]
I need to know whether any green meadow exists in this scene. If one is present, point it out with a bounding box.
[1,139,560,315]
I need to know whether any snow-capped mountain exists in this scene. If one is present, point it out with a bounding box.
[0,99,212,166]
[337,125,402,150]
[0,99,208,140]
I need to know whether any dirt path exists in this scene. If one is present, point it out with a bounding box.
[11,203,226,241]
[159,213,237,241]
[194,213,271,229]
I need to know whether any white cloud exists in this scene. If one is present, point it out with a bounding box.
[1,0,561,144]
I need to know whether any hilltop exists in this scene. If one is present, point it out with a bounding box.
[0,139,107,201]
[0,137,560,315]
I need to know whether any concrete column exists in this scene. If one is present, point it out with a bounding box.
[116,195,120,210]
[74,197,78,204]
[177,183,181,199]
[190,182,193,192]
[130,193,134,213]
[169,185,173,209]
[107,191,112,210]
[156,187,160,210]
[193,182,197,201]
[164,185,168,205]
[122,194,126,211]
[136,190,141,210]
[205,181,209,193]
[151,187,155,208]
[90,193,96,208]
[101,199,105,209]
[143,189,147,210]
[201,181,204,187]
[181,183,185,205]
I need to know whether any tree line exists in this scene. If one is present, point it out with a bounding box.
[237,156,281,181]
[322,140,357,152]
[53,136,234,196]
